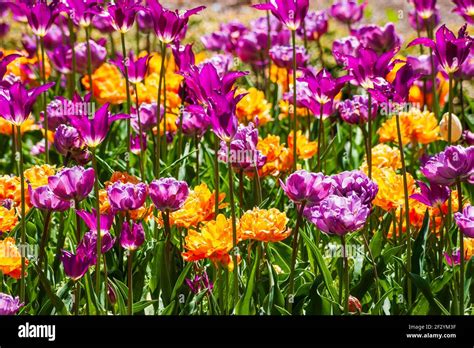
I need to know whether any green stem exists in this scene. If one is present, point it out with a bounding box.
[287,202,306,312]
[85,26,94,103]
[73,281,80,315]
[341,235,349,314]
[291,29,297,172]
[127,250,134,315]
[91,149,102,314]
[17,126,26,303]
[11,125,16,175]
[227,142,239,308]
[38,210,52,269]
[40,36,49,164]
[427,24,439,118]
[195,135,200,184]
[456,179,464,315]
[68,17,76,98]
[214,134,220,216]
[317,103,324,171]
[448,74,454,145]
[317,37,325,68]
[155,42,166,177]
[395,112,412,306]
[121,32,132,171]
[367,93,372,179]
[133,85,145,180]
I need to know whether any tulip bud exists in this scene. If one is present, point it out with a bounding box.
[440,113,463,142]
[107,282,117,305]
[348,295,362,313]
[463,130,474,146]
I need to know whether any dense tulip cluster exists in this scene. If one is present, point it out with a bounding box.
[0,0,472,318]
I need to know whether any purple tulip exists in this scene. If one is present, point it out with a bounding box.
[59,0,101,28]
[410,0,438,22]
[464,130,474,145]
[351,23,401,55]
[452,0,474,24]
[130,133,147,155]
[178,104,210,137]
[408,9,440,32]
[107,182,147,212]
[236,31,269,67]
[186,272,213,294]
[201,32,229,52]
[304,194,370,236]
[60,249,92,281]
[43,23,68,51]
[0,293,23,315]
[369,63,418,104]
[70,39,107,75]
[46,97,69,130]
[0,23,9,39]
[218,122,267,173]
[48,44,73,75]
[408,24,473,75]
[28,185,72,212]
[337,95,377,125]
[24,1,59,37]
[79,229,115,257]
[201,21,248,53]
[76,209,115,256]
[254,0,309,31]
[131,102,159,133]
[454,47,474,81]
[54,124,87,157]
[208,91,244,143]
[298,68,350,118]
[21,34,37,58]
[77,230,116,256]
[410,181,451,208]
[406,54,436,77]
[269,45,309,70]
[172,44,196,74]
[280,170,333,206]
[0,81,55,126]
[120,221,145,251]
[103,0,142,33]
[454,205,474,238]
[70,103,129,149]
[282,79,312,108]
[92,12,115,33]
[330,170,379,206]
[48,166,95,201]
[111,51,149,84]
[149,177,189,212]
[180,62,247,105]
[338,46,398,90]
[147,0,205,44]
[444,250,461,267]
[297,10,328,41]
[197,55,234,78]
[332,36,360,66]
[251,16,291,47]
[420,145,474,186]
[0,53,20,81]
[137,9,154,33]
[330,0,367,26]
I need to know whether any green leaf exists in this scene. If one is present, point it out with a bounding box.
[300,229,338,302]
[235,248,259,315]
[369,227,384,260]
[133,300,158,314]
[411,209,430,276]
